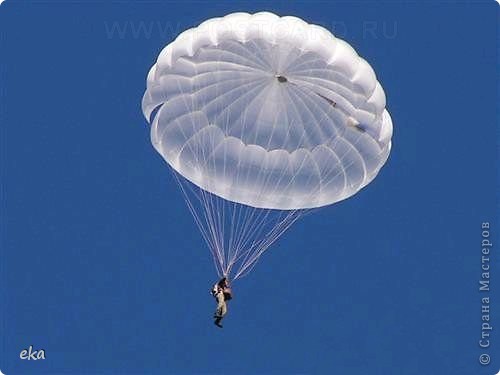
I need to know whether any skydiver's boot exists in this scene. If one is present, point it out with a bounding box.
[214,317,223,328]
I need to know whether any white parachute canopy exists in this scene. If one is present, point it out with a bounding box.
[142,12,393,280]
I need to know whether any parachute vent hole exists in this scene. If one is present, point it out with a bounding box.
[276,75,288,83]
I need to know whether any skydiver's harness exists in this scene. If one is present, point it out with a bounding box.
[211,283,233,301]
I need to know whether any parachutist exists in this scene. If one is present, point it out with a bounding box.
[211,277,232,328]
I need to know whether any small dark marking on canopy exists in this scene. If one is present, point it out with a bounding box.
[276,75,288,83]
[353,124,366,133]
[315,92,337,107]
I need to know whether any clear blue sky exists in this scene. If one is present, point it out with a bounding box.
[1,1,498,374]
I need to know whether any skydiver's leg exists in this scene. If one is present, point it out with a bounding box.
[214,292,226,327]
[215,292,225,317]
[220,301,227,317]
[214,304,221,318]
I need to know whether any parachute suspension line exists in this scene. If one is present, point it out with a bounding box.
[199,181,227,277]
[171,170,225,277]
[226,207,276,277]
[232,209,305,280]
[170,168,307,281]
